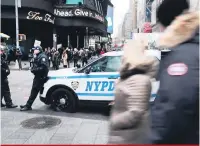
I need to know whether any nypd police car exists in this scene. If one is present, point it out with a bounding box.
[40,51,160,112]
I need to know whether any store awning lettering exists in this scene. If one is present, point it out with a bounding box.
[54,8,105,23]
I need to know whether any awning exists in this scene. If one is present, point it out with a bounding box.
[0,33,10,39]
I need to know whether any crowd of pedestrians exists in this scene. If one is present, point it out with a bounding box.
[28,47,107,70]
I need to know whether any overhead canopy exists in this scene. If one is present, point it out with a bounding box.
[0,33,10,39]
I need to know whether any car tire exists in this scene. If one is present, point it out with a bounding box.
[51,88,77,113]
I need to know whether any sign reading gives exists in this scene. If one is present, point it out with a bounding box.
[26,11,55,24]
[54,8,104,23]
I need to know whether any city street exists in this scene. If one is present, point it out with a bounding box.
[1,69,109,144]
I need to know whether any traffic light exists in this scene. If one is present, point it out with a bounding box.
[19,34,26,41]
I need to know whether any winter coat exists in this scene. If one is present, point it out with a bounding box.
[1,54,10,79]
[100,50,105,55]
[73,51,79,60]
[149,12,199,144]
[62,52,68,66]
[108,37,159,144]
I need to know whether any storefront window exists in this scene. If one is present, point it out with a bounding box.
[66,0,83,4]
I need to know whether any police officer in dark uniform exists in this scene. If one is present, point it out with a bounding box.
[149,0,199,144]
[1,48,18,108]
[20,46,49,111]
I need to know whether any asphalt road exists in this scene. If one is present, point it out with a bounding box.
[1,70,109,144]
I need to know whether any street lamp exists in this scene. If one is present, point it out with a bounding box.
[14,0,21,69]
[15,0,21,49]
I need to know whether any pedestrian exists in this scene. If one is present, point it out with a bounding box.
[66,48,72,68]
[51,47,55,68]
[73,48,79,67]
[20,46,49,111]
[81,49,88,67]
[108,38,159,144]
[148,0,199,144]
[16,48,23,70]
[1,48,18,108]
[28,48,34,69]
[52,50,60,70]
[48,47,52,67]
[100,49,105,55]
[45,47,51,67]
[88,48,92,60]
[62,50,68,68]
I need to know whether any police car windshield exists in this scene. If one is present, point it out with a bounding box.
[76,55,122,73]
[75,56,101,72]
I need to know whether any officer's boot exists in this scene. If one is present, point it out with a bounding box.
[4,91,18,108]
[20,105,32,111]
[1,102,6,107]
[20,105,26,108]
[6,103,18,108]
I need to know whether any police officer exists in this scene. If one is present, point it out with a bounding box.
[1,48,18,108]
[149,0,199,144]
[20,46,49,111]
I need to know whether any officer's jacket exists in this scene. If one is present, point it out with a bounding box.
[1,54,10,79]
[32,52,49,78]
[149,12,199,144]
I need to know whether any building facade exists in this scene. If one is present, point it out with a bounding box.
[120,0,136,39]
[1,0,112,58]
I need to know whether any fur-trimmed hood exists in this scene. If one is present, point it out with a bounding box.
[120,38,159,80]
[158,11,199,48]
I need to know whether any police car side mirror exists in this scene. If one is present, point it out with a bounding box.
[85,67,91,74]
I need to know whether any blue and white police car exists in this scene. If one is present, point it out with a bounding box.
[40,51,160,112]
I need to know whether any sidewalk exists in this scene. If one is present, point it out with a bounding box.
[1,70,109,144]
[9,61,69,71]
[9,61,30,70]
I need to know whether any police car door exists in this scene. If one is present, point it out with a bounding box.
[78,55,121,101]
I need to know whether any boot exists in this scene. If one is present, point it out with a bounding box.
[1,103,6,107]
[20,105,32,111]
[6,103,18,108]
[20,105,26,108]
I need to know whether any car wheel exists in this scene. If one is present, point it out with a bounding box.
[51,88,77,113]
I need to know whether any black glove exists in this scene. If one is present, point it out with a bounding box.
[31,67,36,74]
[5,69,10,76]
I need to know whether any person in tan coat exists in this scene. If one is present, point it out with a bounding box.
[62,50,68,68]
[108,38,159,144]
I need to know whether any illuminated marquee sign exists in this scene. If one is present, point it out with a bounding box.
[54,8,105,23]
[26,11,55,24]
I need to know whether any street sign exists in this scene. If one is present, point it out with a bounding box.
[19,34,26,41]
[34,40,41,47]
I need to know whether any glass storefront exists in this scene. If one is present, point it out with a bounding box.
[66,0,83,4]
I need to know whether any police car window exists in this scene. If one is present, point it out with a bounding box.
[90,57,108,72]
[90,56,121,72]
[105,56,121,72]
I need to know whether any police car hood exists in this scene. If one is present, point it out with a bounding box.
[158,11,199,48]
[48,68,75,77]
